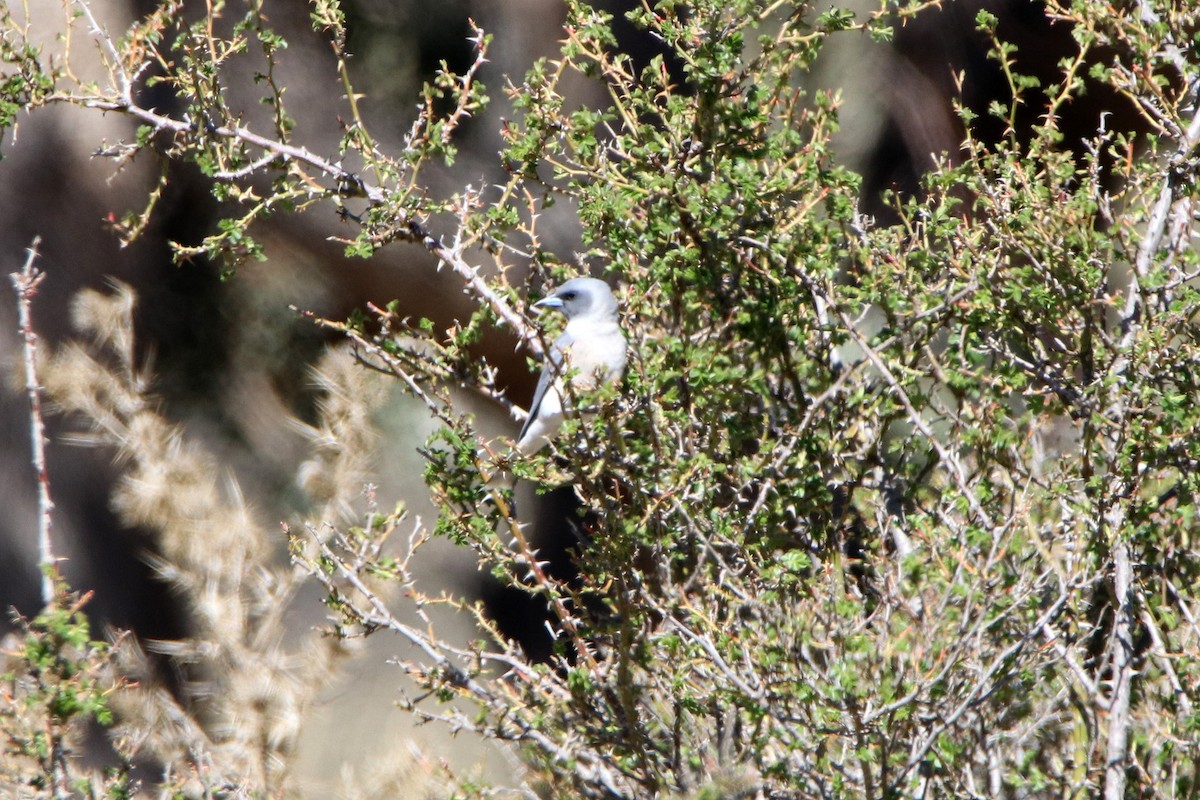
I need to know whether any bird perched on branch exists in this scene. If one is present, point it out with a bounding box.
[516,277,627,454]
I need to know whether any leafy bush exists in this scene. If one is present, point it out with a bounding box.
[3,0,1199,797]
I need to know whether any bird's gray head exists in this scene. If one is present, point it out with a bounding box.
[532,277,619,322]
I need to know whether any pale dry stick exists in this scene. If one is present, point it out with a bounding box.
[311,329,571,637]
[1041,621,1099,697]
[211,151,284,181]
[1138,606,1193,720]
[71,0,132,99]
[1104,535,1135,800]
[858,592,1009,727]
[305,526,561,690]
[675,496,748,598]
[362,300,525,424]
[1117,88,1200,354]
[9,237,56,606]
[742,364,858,521]
[308,527,470,668]
[1097,69,1200,800]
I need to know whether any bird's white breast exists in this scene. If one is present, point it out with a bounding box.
[562,318,627,388]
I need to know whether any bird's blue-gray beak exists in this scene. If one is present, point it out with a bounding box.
[532,295,564,310]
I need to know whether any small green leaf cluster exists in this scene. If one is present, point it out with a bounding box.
[1,592,130,798]
[0,8,59,155]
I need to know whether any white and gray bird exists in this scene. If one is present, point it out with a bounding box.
[516,277,627,454]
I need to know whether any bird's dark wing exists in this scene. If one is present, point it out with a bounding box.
[518,330,571,442]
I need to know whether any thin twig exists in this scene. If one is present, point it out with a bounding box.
[9,237,56,606]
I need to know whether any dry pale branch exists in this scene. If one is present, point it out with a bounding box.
[8,237,56,607]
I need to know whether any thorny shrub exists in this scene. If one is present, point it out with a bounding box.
[3,0,1200,798]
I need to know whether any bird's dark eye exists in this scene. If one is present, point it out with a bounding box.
[561,291,576,300]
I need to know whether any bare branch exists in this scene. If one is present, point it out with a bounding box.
[1103,539,1135,800]
[9,237,56,606]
